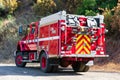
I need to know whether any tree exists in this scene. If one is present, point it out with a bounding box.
[54,0,82,14]
[33,0,56,16]
[33,0,82,16]
[76,0,97,15]
[0,0,18,16]
[96,0,117,10]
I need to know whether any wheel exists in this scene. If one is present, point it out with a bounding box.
[40,53,52,73]
[15,52,26,67]
[72,62,89,72]
[51,65,58,72]
[83,66,89,72]
[71,62,85,72]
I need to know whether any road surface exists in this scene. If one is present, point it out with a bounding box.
[0,64,119,80]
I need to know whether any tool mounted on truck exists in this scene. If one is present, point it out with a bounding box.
[14,11,108,73]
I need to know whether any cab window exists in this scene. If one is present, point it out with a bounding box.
[31,27,35,34]
[31,23,35,34]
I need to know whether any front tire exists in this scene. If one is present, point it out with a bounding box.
[15,52,26,67]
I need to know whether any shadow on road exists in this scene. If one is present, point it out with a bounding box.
[0,65,84,76]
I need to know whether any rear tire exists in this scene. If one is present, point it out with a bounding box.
[15,52,26,67]
[40,53,52,73]
[72,62,85,72]
[83,66,89,72]
[72,62,89,72]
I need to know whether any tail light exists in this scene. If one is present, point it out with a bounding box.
[79,17,87,26]
[61,22,66,31]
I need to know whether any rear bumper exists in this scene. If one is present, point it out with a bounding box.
[60,54,109,58]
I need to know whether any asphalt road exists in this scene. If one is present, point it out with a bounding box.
[0,64,119,80]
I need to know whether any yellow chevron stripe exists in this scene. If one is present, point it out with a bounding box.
[76,35,83,42]
[83,38,90,54]
[84,35,91,42]
[76,45,83,54]
[84,46,90,54]
[83,39,90,49]
[76,35,90,48]
[76,39,84,49]
[76,35,91,54]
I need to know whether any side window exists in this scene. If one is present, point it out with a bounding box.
[31,27,35,34]
[30,23,36,34]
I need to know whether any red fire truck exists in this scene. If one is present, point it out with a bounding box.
[14,11,108,73]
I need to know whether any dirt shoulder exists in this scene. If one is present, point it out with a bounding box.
[90,62,120,72]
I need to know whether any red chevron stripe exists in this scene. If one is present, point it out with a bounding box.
[84,36,91,43]
[76,35,84,43]
[76,41,84,50]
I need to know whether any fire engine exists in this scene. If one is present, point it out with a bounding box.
[14,11,108,73]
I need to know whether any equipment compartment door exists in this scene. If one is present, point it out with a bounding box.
[49,22,59,57]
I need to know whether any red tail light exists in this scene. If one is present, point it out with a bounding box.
[79,17,87,26]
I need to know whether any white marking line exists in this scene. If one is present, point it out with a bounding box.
[23,36,59,43]
[38,36,59,41]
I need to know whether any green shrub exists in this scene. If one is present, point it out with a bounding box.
[76,0,97,15]
[85,10,96,16]
[33,0,56,16]
[0,0,18,16]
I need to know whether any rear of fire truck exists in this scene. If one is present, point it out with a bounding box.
[59,11,108,72]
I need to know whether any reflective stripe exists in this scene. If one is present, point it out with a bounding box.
[38,36,59,41]
[76,39,84,48]
[84,35,90,42]
[22,41,25,43]
[76,35,91,54]
[84,46,90,54]
[76,44,83,54]
[76,35,82,42]
[22,36,59,43]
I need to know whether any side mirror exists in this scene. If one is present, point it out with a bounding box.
[18,25,23,36]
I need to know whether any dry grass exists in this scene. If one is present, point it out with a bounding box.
[91,62,120,72]
[91,38,120,72]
